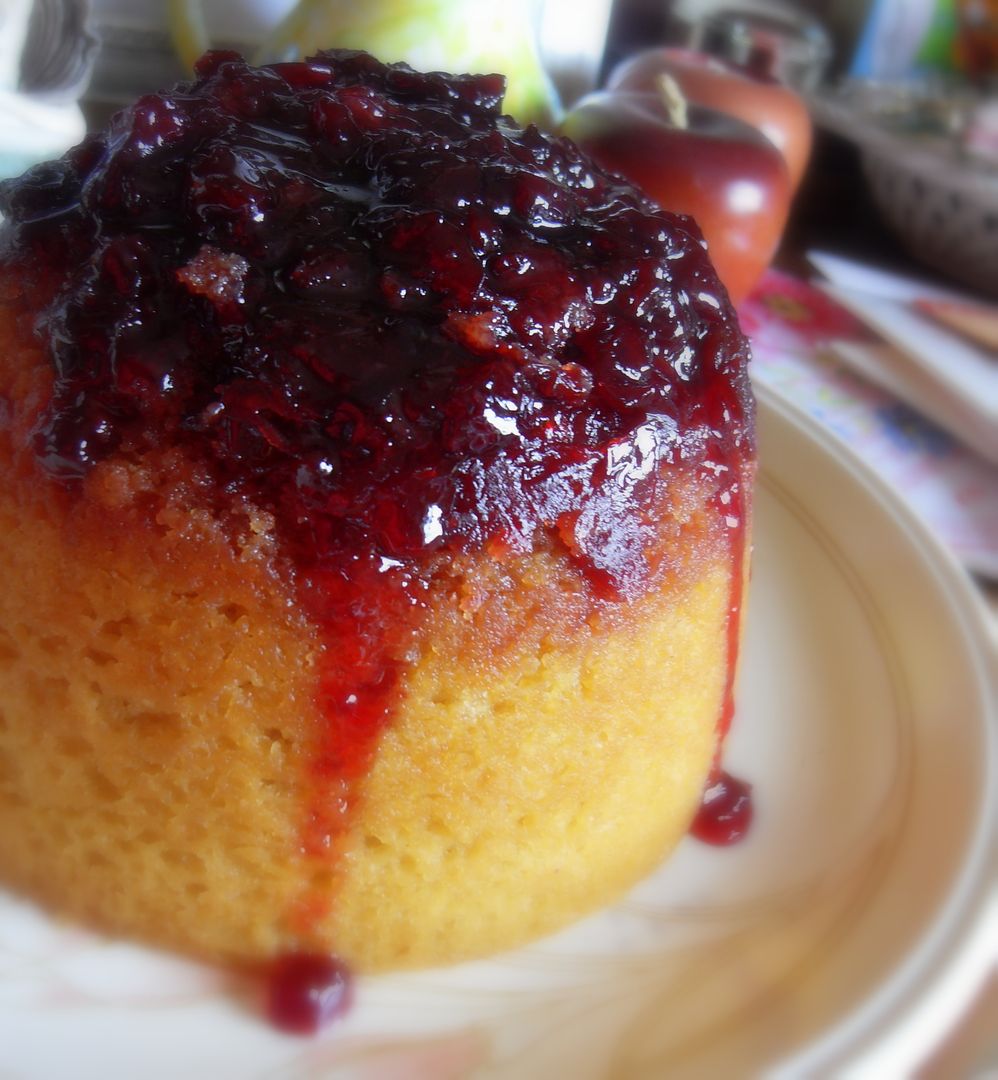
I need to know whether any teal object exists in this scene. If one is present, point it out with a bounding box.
[0,149,51,183]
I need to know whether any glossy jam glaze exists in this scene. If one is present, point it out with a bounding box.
[0,51,754,930]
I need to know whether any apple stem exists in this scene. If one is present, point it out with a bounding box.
[655,73,688,130]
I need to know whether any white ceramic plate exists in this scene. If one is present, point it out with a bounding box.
[1,385,995,1079]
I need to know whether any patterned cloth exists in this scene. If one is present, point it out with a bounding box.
[740,269,998,579]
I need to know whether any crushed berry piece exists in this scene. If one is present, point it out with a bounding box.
[176,245,251,312]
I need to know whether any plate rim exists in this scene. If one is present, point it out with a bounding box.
[753,381,998,1077]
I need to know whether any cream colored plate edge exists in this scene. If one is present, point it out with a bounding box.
[1,384,995,1079]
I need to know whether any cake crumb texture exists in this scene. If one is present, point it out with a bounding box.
[0,455,728,967]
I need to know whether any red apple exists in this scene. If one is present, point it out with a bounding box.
[561,88,791,304]
[608,47,813,191]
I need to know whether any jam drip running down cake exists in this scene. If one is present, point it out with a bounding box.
[0,50,754,974]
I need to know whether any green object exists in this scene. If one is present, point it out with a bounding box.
[258,0,557,127]
[916,0,959,71]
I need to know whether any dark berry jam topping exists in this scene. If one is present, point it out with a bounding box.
[0,48,751,600]
[266,952,353,1034]
[0,51,753,904]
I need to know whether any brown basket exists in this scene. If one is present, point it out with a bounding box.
[861,141,998,298]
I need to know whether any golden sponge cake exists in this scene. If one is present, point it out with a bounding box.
[0,49,754,981]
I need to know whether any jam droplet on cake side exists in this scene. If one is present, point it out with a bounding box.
[0,49,755,956]
[266,953,353,1035]
[691,475,754,846]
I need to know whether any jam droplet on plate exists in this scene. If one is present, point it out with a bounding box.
[690,769,753,846]
[266,953,353,1035]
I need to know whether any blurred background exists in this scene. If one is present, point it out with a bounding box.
[4,0,998,299]
[4,0,998,298]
